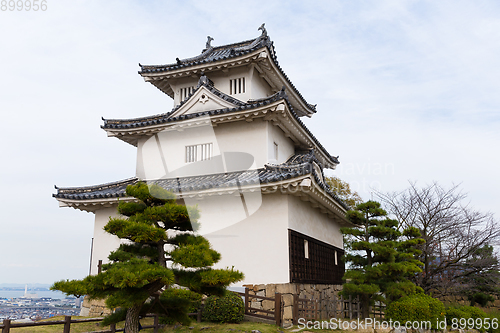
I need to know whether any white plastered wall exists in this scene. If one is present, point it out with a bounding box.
[287,195,343,249]
[136,119,269,179]
[267,122,295,164]
[170,65,274,107]
[90,207,122,275]
[202,192,290,285]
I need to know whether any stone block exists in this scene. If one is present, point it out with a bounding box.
[276,283,297,295]
[256,284,266,291]
[266,284,276,297]
[283,294,294,307]
[256,290,265,297]
[283,305,293,320]
[262,300,274,311]
[251,301,262,309]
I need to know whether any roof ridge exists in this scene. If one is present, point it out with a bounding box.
[139,36,264,71]
[54,177,138,193]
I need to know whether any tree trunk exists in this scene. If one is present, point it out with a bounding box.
[361,294,370,319]
[124,304,142,333]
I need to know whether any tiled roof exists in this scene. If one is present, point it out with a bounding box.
[53,153,348,211]
[138,30,316,115]
[102,83,339,166]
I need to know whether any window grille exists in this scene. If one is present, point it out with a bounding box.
[229,77,245,95]
[289,229,345,284]
[180,86,195,101]
[186,143,213,163]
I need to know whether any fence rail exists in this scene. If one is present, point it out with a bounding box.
[0,314,160,333]
[238,288,283,327]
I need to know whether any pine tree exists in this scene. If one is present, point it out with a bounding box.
[52,182,244,333]
[341,200,424,318]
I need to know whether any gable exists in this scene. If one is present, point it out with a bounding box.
[168,86,241,119]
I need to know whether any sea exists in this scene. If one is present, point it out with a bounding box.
[0,290,68,300]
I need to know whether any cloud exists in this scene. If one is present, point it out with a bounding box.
[0,0,499,283]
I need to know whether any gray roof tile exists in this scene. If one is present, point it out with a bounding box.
[54,152,348,210]
[138,33,316,115]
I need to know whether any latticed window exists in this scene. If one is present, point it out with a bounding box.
[180,86,195,101]
[185,143,213,163]
[289,229,345,284]
[230,77,245,95]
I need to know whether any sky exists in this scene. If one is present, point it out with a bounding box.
[1,0,499,284]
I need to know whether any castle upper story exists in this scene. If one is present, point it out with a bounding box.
[138,24,317,118]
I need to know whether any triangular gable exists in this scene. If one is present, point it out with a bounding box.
[168,86,242,119]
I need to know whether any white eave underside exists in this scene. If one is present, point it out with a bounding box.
[103,100,338,169]
[55,175,350,226]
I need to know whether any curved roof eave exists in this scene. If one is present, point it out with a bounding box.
[138,34,317,117]
[101,89,339,168]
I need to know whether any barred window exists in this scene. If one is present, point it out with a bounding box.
[180,86,195,101]
[186,143,213,163]
[230,77,245,95]
[289,229,345,285]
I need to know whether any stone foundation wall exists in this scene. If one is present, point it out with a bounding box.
[243,283,343,325]
[80,296,112,317]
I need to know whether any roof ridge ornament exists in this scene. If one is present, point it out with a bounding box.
[206,36,214,49]
[197,72,211,87]
[258,23,267,37]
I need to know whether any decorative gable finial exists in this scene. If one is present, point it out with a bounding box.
[198,72,209,87]
[258,23,267,37]
[206,36,214,49]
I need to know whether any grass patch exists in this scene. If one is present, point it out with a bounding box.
[9,316,158,333]
[159,321,281,333]
[158,320,343,332]
[7,317,343,333]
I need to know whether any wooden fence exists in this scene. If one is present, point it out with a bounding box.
[238,289,283,327]
[292,294,385,323]
[0,314,160,333]
[292,295,319,324]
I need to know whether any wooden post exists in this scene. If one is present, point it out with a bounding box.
[98,260,103,274]
[292,294,298,325]
[244,288,249,314]
[349,295,353,320]
[110,323,116,333]
[2,319,11,333]
[153,314,159,333]
[63,316,71,333]
[274,293,282,327]
[315,299,319,320]
[356,295,360,319]
[197,305,203,323]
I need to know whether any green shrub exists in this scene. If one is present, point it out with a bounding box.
[202,291,244,323]
[161,288,202,313]
[158,288,203,325]
[386,294,445,329]
[446,305,486,321]
[470,293,496,307]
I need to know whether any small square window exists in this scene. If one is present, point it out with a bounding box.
[304,240,309,259]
